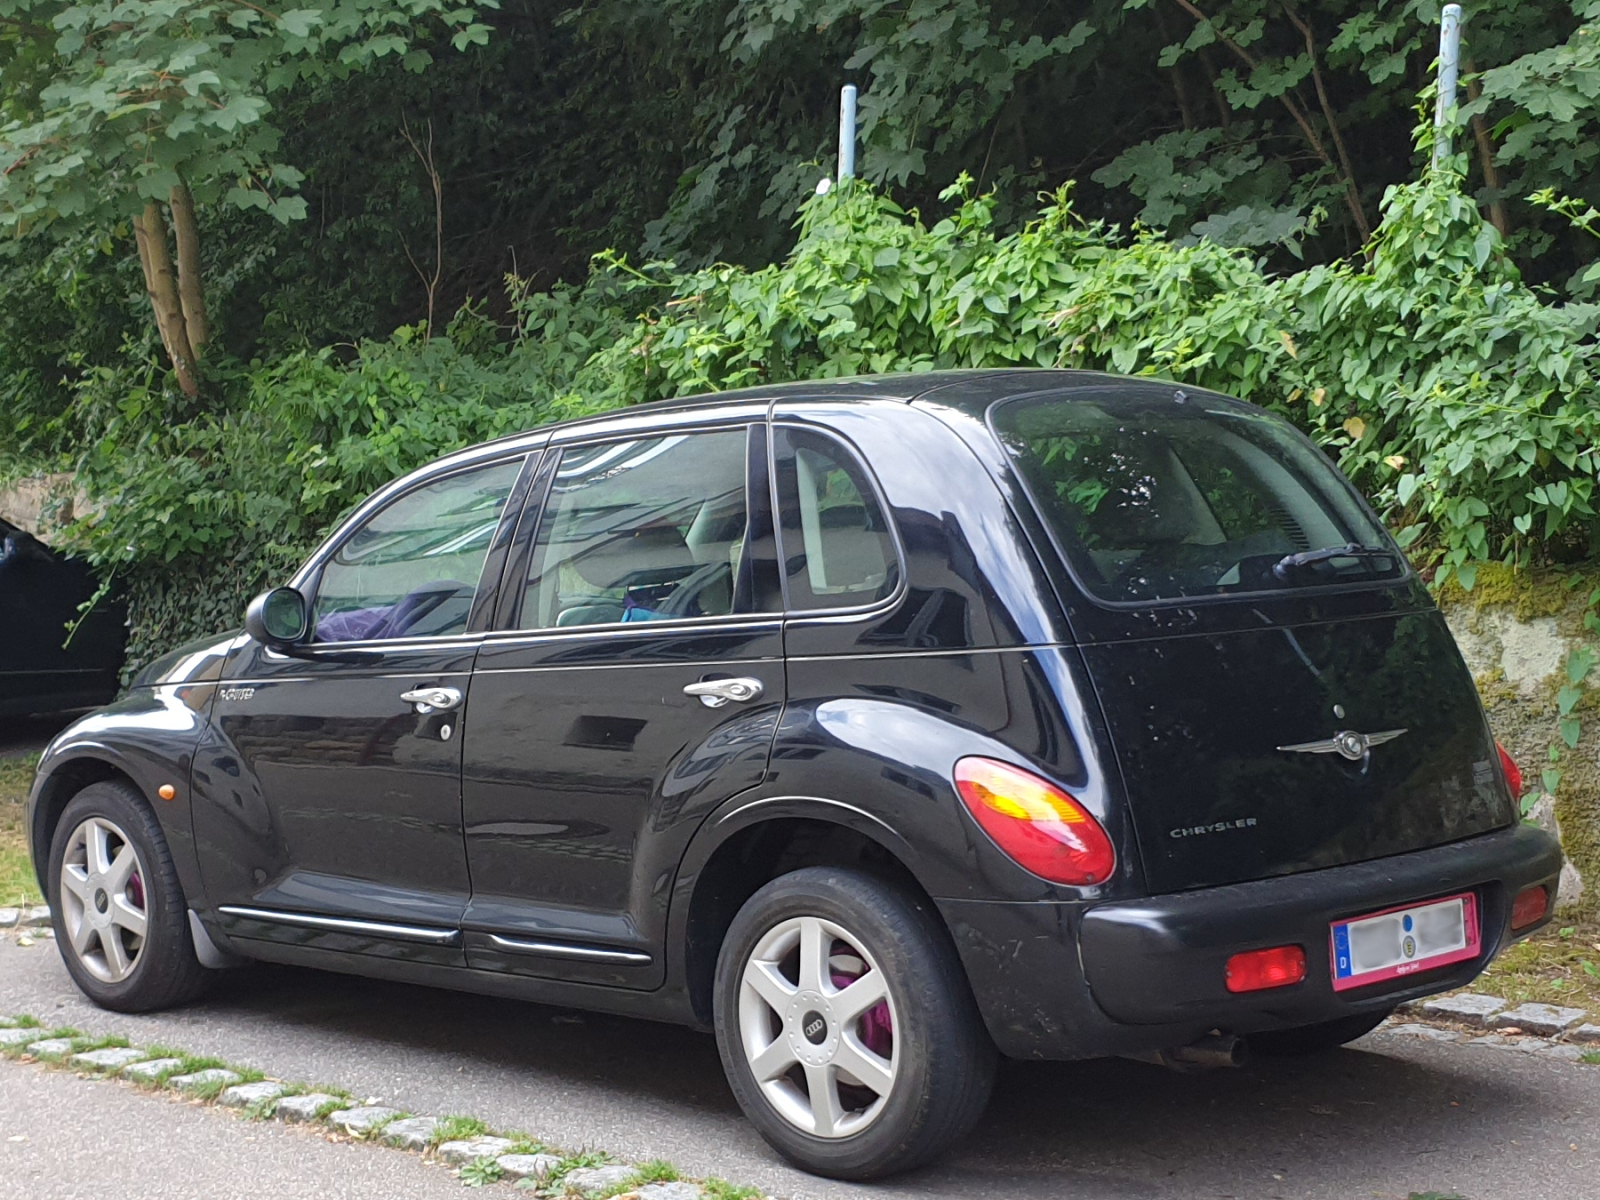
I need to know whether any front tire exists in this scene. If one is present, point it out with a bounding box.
[1248,1008,1394,1057]
[713,867,996,1179]
[48,780,213,1013]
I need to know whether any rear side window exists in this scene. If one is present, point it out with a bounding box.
[520,429,753,628]
[773,426,899,611]
[993,390,1400,604]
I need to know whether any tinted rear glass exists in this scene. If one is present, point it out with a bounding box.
[993,389,1401,603]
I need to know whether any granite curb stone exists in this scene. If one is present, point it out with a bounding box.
[0,909,19,929]
[0,1028,42,1046]
[220,1080,287,1108]
[26,1038,76,1060]
[21,906,51,928]
[1572,1024,1600,1044]
[275,1092,342,1123]
[121,1057,183,1080]
[329,1105,403,1134]
[563,1164,640,1196]
[72,1047,148,1071]
[381,1115,443,1149]
[638,1183,703,1200]
[1420,993,1506,1025]
[496,1152,562,1181]
[169,1067,242,1092]
[1378,1022,1463,1042]
[1491,1002,1589,1036]
[437,1136,516,1165]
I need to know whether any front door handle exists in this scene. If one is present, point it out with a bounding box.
[683,677,764,708]
[400,686,464,714]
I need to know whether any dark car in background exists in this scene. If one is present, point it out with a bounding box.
[26,371,1561,1178]
[0,516,126,717]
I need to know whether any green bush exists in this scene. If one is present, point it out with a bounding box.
[64,163,1600,671]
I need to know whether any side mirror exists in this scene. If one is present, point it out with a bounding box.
[245,587,310,649]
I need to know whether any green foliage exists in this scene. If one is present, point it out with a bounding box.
[69,160,1600,676]
[459,1157,505,1186]
[0,0,498,233]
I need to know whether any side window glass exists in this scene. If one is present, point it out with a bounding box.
[521,430,750,629]
[314,459,523,643]
[774,427,899,611]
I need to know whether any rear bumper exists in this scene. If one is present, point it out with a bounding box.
[937,822,1563,1060]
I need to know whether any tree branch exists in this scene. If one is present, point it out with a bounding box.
[132,202,198,397]
[1280,1,1370,242]
[169,182,209,353]
[1168,0,1370,243]
[400,115,444,342]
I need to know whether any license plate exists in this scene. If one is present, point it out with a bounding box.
[1329,893,1479,992]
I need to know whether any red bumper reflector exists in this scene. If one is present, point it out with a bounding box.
[1225,945,1307,993]
[1511,885,1548,931]
[953,757,1116,886]
[1496,740,1523,801]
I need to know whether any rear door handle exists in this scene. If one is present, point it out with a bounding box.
[400,686,464,714]
[683,677,764,708]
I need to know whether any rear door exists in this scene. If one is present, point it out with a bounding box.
[991,385,1517,894]
[460,417,785,987]
[199,454,531,963]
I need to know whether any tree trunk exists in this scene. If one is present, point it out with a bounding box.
[168,184,209,353]
[1464,65,1510,237]
[132,202,199,397]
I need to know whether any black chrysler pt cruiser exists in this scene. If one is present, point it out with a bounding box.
[28,370,1562,1178]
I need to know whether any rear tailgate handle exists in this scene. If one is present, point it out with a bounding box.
[683,677,764,708]
[400,686,464,714]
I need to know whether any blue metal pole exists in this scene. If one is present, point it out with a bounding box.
[1433,4,1462,168]
[838,84,858,181]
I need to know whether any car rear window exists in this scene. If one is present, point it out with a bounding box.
[992,389,1402,603]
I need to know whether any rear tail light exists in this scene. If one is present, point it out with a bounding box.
[1225,945,1307,993]
[1496,740,1523,800]
[953,757,1116,886]
[1511,885,1548,931]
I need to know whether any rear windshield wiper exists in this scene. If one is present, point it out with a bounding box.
[1273,544,1397,581]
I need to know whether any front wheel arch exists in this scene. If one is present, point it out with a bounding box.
[29,756,137,896]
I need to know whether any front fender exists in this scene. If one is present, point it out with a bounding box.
[27,681,218,904]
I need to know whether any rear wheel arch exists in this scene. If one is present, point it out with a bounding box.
[677,805,963,1027]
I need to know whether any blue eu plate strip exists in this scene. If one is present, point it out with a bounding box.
[1332,923,1353,980]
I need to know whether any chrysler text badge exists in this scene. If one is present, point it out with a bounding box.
[1278,728,1408,761]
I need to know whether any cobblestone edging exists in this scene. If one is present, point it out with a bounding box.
[0,1013,763,1200]
[1379,993,1600,1064]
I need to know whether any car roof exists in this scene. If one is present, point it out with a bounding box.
[473,368,1167,454]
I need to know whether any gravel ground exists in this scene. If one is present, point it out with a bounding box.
[3,938,1600,1200]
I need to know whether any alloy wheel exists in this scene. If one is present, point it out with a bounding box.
[59,817,148,984]
[737,915,899,1139]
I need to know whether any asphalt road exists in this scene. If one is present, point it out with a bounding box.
[2,941,1597,1200]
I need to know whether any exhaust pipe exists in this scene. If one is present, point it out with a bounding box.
[1124,1033,1248,1072]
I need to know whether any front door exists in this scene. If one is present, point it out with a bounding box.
[195,456,529,965]
[462,423,785,988]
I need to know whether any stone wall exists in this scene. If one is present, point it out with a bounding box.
[1442,566,1599,913]
[0,472,85,537]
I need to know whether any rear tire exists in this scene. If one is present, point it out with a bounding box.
[1248,1008,1394,1057]
[713,867,996,1180]
[47,780,213,1013]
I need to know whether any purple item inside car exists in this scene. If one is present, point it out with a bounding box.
[315,580,471,643]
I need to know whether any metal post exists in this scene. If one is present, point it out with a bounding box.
[838,84,858,182]
[1433,3,1463,168]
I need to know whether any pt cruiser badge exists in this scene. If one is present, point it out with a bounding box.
[1278,727,1408,761]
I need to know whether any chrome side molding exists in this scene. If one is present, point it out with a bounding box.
[486,933,651,965]
[217,906,461,945]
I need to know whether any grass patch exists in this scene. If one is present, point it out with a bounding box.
[1479,919,1600,1014]
[632,1159,680,1183]
[1583,1051,1600,1065]
[503,1134,546,1156]
[701,1180,762,1200]
[429,1114,490,1146]
[0,755,41,909]
[544,1150,611,1187]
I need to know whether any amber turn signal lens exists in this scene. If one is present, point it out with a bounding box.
[157,784,177,801]
[1225,945,1307,993]
[952,757,1115,886]
[1510,885,1548,931]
